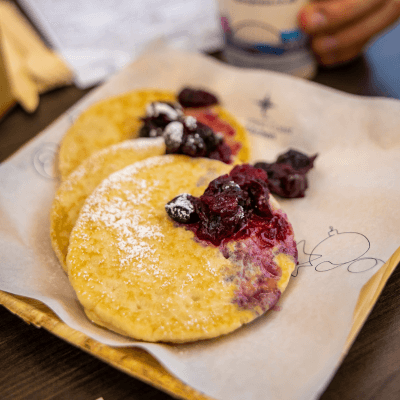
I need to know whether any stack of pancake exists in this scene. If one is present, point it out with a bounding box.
[50,89,296,343]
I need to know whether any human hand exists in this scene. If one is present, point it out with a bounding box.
[298,0,400,66]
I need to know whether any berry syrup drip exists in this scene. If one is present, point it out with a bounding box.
[165,165,298,312]
[139,101,232,163]
[254,149,318,198]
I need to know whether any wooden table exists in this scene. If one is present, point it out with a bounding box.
[1,22,400,400]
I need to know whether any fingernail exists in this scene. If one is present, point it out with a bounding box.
[320,37,338,52]
[309,12,327,29]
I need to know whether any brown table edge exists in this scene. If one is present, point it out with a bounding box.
[0,291,213,400]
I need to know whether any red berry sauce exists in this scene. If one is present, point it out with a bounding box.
[165,164,298,312]
[226,208,297,313]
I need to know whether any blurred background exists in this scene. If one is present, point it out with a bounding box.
[2,0,400,97]
[1,0,399,160]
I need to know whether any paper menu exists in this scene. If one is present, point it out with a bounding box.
[1,47,400,400]
[17,0,222,88]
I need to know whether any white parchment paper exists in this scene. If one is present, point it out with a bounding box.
[1,47,400,400]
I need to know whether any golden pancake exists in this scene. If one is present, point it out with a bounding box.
[58,89,251,179]
[58,89,176,180]
[67,156,296,342]
[51,138,165,271]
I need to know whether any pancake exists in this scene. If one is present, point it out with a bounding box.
[58,89,176,180]
[51,138,165,271]
[58,89,251,180]
[67,155,297,342]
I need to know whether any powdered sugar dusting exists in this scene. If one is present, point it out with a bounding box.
[75,155,174,267]
[107,137,164,152]
[185,116,197,130]
[61,138,165,192]
[103,155,171,187]
[146,102,183,119]
[88,195,160,266]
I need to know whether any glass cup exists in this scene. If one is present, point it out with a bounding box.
[218,0,317,79]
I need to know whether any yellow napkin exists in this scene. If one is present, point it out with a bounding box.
[0,1,73,115]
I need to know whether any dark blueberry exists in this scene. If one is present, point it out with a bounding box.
[178,116,231,163]
[164,121,184,153]
[146,102,183,120]
[253,162,274,178]
[208,142,232,164]
[165,194,198,224]
[197,203,246,245]
[181,134,207,157]
[183,116,197,131]
[165,164,287,246]
[196,123,219,149]
[280,172,308,198]
[221,181,241,193]
[214,132,224,145]
[178,87,219,108]
[201,175,230,196]
[255,162,308,198]
[254,149,317,198]
[249,182,272,217]
[139,122,152,138]
[151,127,164,137]
[138,120,163,138]
[138,102,183,138]
[139,118,166,138]
[276,149,317,172]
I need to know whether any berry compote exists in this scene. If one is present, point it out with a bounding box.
[255,149,317,198]
[165,164,298,313]
[139,102,233,163]
[139,102,184,138]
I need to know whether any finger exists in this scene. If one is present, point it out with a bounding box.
[299,0,387,33]
[315,42,365,66]
[311,0,400,65]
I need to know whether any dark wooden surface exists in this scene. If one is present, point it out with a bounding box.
[1,16,400,400]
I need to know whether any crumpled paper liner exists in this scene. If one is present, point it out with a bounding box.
[1,47,400,400]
